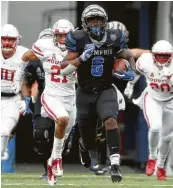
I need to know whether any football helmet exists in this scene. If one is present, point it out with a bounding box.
[81,4,108,40]
[52,19,74,51]
[1,24,21,53]
[38,28,53,39]
[152,40,173,66]
[107,21,129,41]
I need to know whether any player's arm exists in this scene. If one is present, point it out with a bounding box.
[22,49,38,62]
[60,32,95,75]
[129,48,150,59]
[21,79,31,97]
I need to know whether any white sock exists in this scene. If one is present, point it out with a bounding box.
[157,139,171,168]
[110,154,120,166]
[148,131,159,160]
[1,136,9,157]
[51,136,65,159]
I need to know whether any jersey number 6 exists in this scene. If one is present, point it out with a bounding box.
[91,56,104,77]
[51,65,67,83]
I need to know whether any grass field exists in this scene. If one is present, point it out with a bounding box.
[1,173,173,188]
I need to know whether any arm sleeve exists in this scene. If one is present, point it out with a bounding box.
[65,32,78,52]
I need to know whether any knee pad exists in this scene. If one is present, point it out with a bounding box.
[162,134,172,143]
[33,127,54,155]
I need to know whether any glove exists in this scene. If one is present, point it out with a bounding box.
[114,65,135,81]
[160,67,172,80]
[124,82,135,99]
[79,44,95,62]
[24,97,33,115]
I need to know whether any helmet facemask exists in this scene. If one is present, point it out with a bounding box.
[152,52,172,67]
[53,32,67,51]
[1,36,19,57]
[85,16,106,40]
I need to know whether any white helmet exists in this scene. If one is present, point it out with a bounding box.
[81,4,108,40]
[52,19,74,51]
[38,28,53,39]
[152,40,173,66]
[1,24,21,53]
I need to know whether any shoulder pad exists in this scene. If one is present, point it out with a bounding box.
[65,30,86,52]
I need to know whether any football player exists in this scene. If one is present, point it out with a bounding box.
[133,40,173,180]
[1,24,28,160]
[59,4,136,183]
[22,19,76,186]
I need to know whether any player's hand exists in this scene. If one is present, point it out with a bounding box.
[11,81,21,94]
[160,67,172,80]
[79,44,95,62]
[17,100,27,115]
[24,97,33,115]
[114,65,135,81]
[124,82,135,99]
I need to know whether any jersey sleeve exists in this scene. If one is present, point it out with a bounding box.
[117,30,128,50]
[32,39,53,61]
[136,53,149,74]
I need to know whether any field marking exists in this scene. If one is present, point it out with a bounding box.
[1,183,173,187]
[2,174,173,180]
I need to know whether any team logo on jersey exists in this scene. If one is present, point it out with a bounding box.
[150,73,154,77]
[110,34,117,41]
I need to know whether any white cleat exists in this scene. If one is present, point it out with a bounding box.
[52,158,63,177]
[47,158,57,186]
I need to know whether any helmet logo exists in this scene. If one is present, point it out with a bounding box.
[110,34,117,41]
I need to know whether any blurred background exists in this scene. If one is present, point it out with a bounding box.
[1,1,173,174]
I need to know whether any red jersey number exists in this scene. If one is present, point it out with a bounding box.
[51,65,67,83]
[150,82,171,92]
[1,68,15,81]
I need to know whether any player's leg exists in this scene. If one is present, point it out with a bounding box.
[1,101,20,159]
[41,93,69,185]
[97,86,122,182]
[157,100,173,180]
[169,136,173,171]
[143,93,163,176]
[76,87,98,168]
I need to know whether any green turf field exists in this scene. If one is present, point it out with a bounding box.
[1,173,173,188]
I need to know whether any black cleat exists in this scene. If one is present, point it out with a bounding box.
[109,164,122,183]
[78,138,91,168]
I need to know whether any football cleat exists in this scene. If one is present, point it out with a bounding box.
[52,158,63,177]
[145,159,156,176]
[109,164,122,183]
[40,172,47,180]
[78,137,91,168]
[157,167,167,180]
[47,158,57,186]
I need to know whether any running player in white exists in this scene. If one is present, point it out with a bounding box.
[133,40,173,180]
[1,24,28,159]
[22,19,76,185]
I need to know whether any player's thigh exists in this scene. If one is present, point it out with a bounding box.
[143,93,163,131]
[161,101,173,142]
[96,87,119,122]
[1,101,20,136]
[41,93,68,121]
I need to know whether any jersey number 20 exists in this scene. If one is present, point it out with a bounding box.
[51,65,67,83]
[91,56,104,76]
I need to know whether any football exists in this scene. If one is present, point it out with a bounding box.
[113,59,129,73]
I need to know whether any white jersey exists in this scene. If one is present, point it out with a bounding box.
[32,38,76,96]
[136,53,173,101]
[1,45,29,93]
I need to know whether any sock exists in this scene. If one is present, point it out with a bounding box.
[1,136,9,157]
[51,136,64,159]
[106,128,120,166]
[148,130,159,160]
[157,139,171,168]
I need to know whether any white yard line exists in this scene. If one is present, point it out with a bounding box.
[1,183,173,187]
